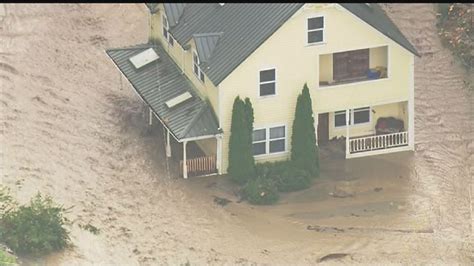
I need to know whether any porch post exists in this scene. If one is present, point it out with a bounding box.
[408,56,415,150]
[216,135,222,175]
[183,141,188,179]
[345,109,350,158]
[314,112,319,145]
[166,129,171,157]
[148,108,153,126]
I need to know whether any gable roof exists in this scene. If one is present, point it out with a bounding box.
[193,32,223,64]
[106,43,220,141]
[148,3,419,86]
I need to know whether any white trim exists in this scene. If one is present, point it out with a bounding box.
[334,106,372,128]
[316,98,409,114]
[318,76,389,90]
[252,124,288,157]
[192,49,205,84]
[257,67,277,98]
[180,133,221,143]
[306,15,325,45]
[346,145,412,159]
[161,13,174,47]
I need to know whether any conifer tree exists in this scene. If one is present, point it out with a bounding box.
[290,84,320,176]
[228,96,256,184]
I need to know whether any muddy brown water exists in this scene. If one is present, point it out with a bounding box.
[0,3,472,265]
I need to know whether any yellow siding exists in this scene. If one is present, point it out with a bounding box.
[369,46,388,69]
[218,4,414,173]
[150,6,220,121]
[328,102,407,139]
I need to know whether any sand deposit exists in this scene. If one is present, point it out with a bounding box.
[1,3,472,265]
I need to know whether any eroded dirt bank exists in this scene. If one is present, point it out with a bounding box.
[0,3,472,265]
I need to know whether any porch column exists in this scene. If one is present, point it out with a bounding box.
[148,108,153,126]
[216,135,222,175]
[345,109,350,158]
[183,141,188,179]
[314,112,319,145]
[166,129,171,157]
[408,56,415,150]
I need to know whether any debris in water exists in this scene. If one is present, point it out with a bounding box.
[213,196,232,206]
[374,187,383,192]
[329,189,353,198]
[317,253,350,263]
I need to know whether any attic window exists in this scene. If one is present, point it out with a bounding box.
[307,16,324,44]
[129,48,159,69]
[162,14,174,46]
[193,50,205,83]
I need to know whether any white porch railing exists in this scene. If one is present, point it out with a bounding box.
[349,131,408,154]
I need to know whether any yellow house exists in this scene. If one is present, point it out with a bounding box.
[107,3,419,178]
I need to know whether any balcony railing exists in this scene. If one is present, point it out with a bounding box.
[349,131,408,154]
[179,155,217,177]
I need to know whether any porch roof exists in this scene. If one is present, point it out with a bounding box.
[106,43,221,141]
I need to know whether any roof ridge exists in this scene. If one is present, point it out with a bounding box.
[180,103,209,139]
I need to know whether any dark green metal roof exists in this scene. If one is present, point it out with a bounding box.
[106,43,220,141]
[150,3,418,86]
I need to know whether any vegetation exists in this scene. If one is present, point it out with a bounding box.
[227,96,256,185]
[256,161,312,192]
[436,4,472,70]
[290,84,320,177]
[0,249,17,265]
[0,188,71,257]
[79,222,100,235]
[242,176,279,205]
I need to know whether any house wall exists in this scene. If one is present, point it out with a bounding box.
[328,101,408,139]
[195,138,217,156]
[218,4,414,173]
[150,6,220,121]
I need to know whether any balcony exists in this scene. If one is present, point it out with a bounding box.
[319,46,388,88]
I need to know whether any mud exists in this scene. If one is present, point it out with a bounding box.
[0,3,472,265]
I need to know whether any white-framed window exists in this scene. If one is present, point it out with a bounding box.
[193,50,205,83]
[334,107,371,127]
[307,16,324,44]
[259,68,276,97]
[162,14,174,46]
[252,125,286,156]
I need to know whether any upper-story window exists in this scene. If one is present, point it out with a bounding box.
[259,68,276,97]
[307,16,324,44]
[162,14,174,46]
[193,51,205,83]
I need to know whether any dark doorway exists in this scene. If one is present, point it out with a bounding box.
[317,113,329,146]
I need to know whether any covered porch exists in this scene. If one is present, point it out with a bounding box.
[316,100,414,159]
[106,43,222,179]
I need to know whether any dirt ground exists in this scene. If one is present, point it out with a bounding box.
[0,3,472,265]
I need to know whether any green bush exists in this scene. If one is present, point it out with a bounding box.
[255,161,312,192]
[274,165,312,192]
[436,4,472,70]
[0,192,71,257]
[242,176,279,205]
[0,249,17,265]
